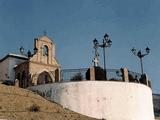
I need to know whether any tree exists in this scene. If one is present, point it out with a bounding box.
[70,72,83,81]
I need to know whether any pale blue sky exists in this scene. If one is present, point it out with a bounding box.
[0,0,160,93]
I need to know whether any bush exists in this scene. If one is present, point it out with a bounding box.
[28,104,40,112]
[70,72,83,81]
[2,80,14,86]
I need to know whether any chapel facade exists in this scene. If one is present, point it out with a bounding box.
[14,35,60,88]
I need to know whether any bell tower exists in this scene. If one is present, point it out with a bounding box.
[31,35,56,65]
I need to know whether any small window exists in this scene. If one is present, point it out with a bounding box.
[43,45,48,56]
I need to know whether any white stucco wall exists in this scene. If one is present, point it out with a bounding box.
[0,55,27,81]
[28,81,154,120]
[0,58,9,81]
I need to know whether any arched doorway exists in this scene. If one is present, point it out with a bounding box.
[18,70,28,88]
[37,71,52,85]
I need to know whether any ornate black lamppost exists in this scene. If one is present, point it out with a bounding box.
[100,33,112,71]
[131,47,150,75]
[92,33,112,79]
[19,46,25,54]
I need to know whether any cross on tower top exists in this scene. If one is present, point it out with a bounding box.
[43,30,47,36]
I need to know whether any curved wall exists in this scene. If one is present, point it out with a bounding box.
[28,81,154,120]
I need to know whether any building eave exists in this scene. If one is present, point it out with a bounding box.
[0,53,28,62]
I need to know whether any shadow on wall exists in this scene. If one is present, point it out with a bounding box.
[32,88,52,99]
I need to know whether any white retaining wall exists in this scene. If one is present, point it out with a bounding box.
[28,81,154,120]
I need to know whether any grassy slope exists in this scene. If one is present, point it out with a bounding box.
[0,84,97,120]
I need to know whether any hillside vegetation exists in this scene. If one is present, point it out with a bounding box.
[156,117,160,120]
[153,94,160,118]
[0,84,97,120]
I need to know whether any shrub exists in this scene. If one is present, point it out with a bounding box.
[28,104,40,112]
[70,72,83,81]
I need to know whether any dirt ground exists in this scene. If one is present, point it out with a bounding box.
[0,84,98,120]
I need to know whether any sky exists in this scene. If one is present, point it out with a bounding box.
[0,0,160,93]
